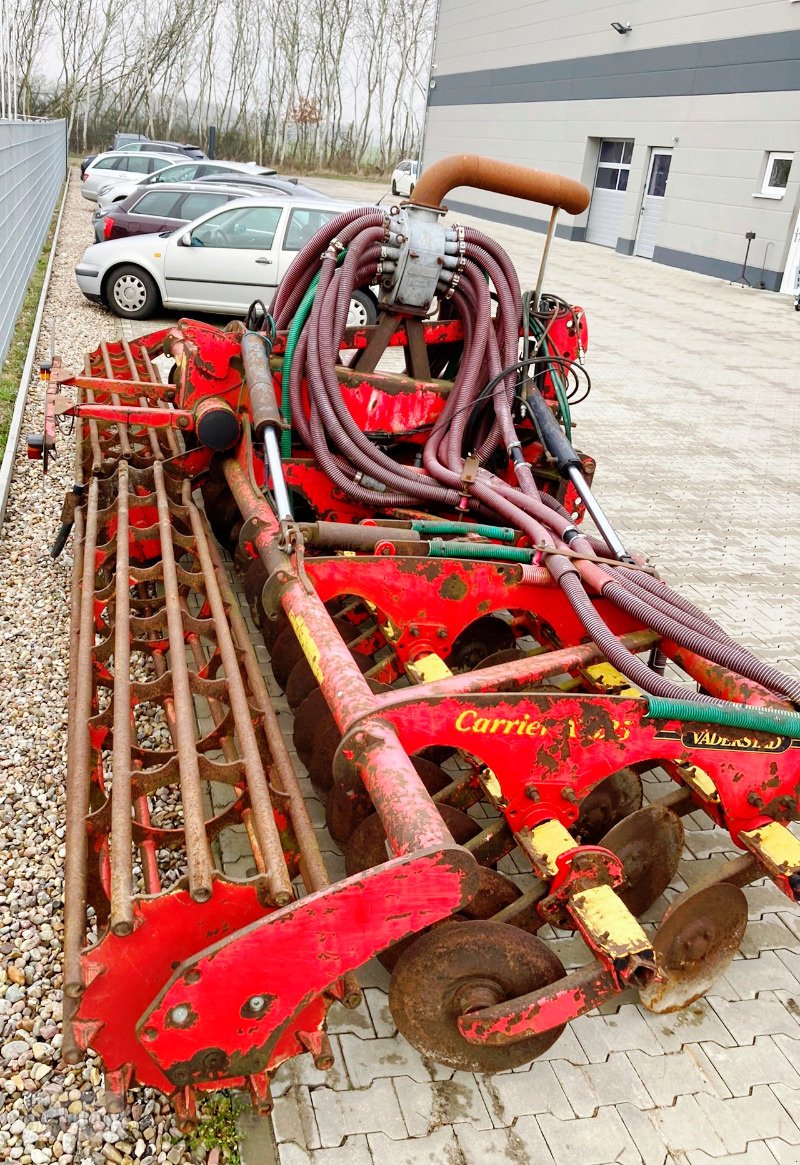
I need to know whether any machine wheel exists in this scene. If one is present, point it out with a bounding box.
[347,289,378,328]
[389,920,566,1071]
[105,265,160,320]
[600,804,684,917]
[391,179,398,196]
[269,624,305,691]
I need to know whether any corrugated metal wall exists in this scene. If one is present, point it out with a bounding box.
[0,120,67,366]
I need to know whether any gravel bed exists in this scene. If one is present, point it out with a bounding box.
[0,172,205,1164]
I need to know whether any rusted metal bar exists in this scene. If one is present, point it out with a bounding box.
[183,480,294,906]
[206,533,331,895]
[152,460,215,901]
[222,456,457,857]
[81,362,103,473]
[63,476,98,997]
[110,461,134,935]
[100,341,132,460]
[410,154,591,216]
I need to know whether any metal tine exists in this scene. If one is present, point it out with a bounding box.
[139,345,182,458]
[177,591,270,883]
[99,341,132,460]
[132,772,161,895]
[120,338,163,462]
[64,476,99,998]
[110,460,134,935]
[152,460,215,902]
[182,480,293,907]
[81,362,103,474]
[204,531,330,896]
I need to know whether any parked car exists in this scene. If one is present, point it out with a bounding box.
[391,158,419,197]
[80,152,179,201]
[95,160,279,209]
[80,139,206,177]
[113,132,149,149]
[117,139,206,159]
[192,173,324,199]
[75,195,379,326]
[92,183,254,243]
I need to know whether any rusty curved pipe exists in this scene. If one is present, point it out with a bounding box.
[410,154,590,217]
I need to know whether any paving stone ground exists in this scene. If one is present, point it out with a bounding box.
[125,175,800,1164]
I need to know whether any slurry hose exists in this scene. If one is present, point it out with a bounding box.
[267,207,800,712]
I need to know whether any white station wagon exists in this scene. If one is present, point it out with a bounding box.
[75,195,379,325]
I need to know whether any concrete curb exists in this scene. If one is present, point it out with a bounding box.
[0,176,69,528]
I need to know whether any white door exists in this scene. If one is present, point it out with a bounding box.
[162,204,284,312]
[634,149,673,259]
[780,210,800,295]
[586,140,633,247]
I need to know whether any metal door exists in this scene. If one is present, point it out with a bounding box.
[634,150,673,259]
[586,140,633,247]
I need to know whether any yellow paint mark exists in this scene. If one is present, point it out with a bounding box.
[585,663,640,697]
[286,611,324,685]
[407,653,453,684]
[741,821,800,876]
[570,884,651,956]
[524,819,576,878]
[679,763,720,802]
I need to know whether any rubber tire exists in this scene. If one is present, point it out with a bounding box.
[105,265,160,320]
[391,180,398,195]
[348,288,378,328]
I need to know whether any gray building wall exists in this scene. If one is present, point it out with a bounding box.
[423,1,800,290]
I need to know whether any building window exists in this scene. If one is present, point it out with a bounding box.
[594,140,633,191]
[760,152,793,198]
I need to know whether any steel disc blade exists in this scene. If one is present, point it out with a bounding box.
[389,920,566,1072]
[641,883,748,1014]
[269,624,304,691]
[576,768,643,845]
[600,804,684,917]
[293,687,329,761]
[449,616,517,673]
[344,804,481,878]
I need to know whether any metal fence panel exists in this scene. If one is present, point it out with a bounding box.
[0,119,67,367]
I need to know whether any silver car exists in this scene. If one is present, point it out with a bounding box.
[74,195,379,326]
[96,159,279,210]
[80,151,179,202]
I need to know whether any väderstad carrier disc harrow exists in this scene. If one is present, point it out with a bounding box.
[34,154,800,1120]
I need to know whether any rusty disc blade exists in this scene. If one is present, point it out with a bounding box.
[344,804,481,878]
[640,883,748,1014]
[575,768,643,845]
[377,867,522,972]
[600,804,684,917]
[389,920,566,1072]
[449,616,517,673]
[269,624,304,691]
[293,687,328,762]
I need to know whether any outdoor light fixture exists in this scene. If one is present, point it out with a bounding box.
[611,21,632,33]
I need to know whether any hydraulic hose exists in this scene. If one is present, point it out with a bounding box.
[267,200,800,715]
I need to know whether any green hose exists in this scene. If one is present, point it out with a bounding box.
[526,310,573,441]
[280,273,320,457]
[412,520,516,542]
[646,696,800,739]
[427,539,533,563]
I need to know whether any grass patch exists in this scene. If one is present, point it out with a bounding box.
[186,1092,244,1164]
[0,191,63,457]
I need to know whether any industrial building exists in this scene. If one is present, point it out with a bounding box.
[422,1,800,293]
